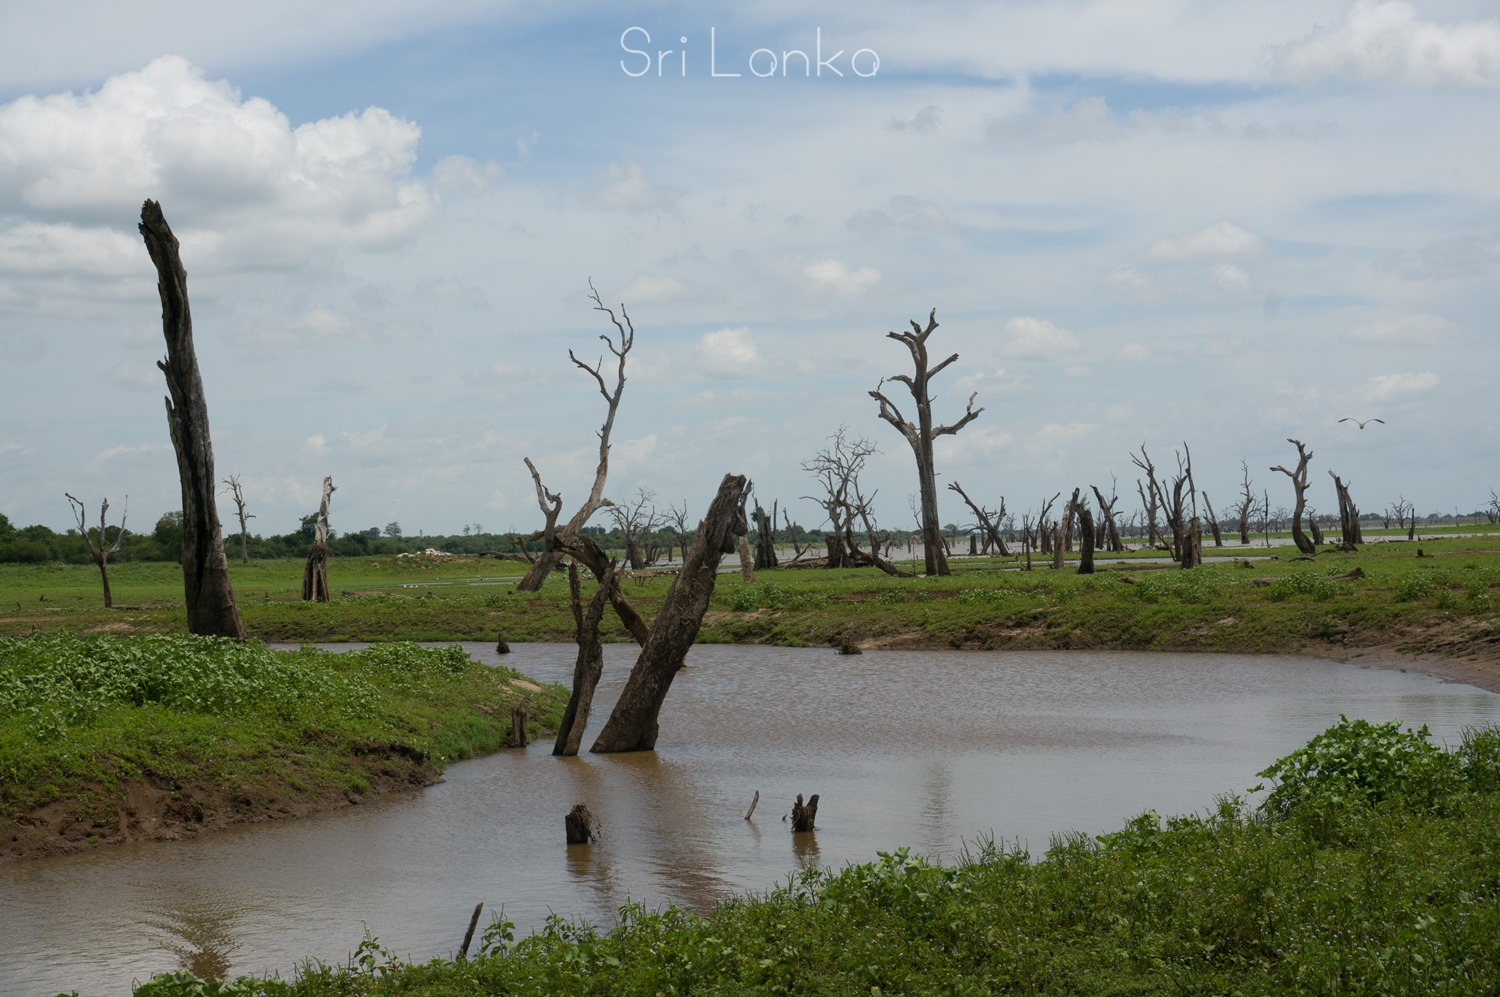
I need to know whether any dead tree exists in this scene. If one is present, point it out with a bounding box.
[799,426,905,575]
[782,508,808,560]
[1270,438,1317,555]
[223,475,255,564]
[590,473,749,753]
[1329,471,1362,549]
[869,309,983,576]
[1071,492,1096,574]
[752,498,779,570]
[667,501,692,562]
[1235,461,1255,545]
[1054,489,1079,570]
[948,481,1009,556]
[302,476,335,602]
[553,561,612,757]
[1175,444,1202,568]
[1307,508,1324,546]
[66,493,127,608]
[609,486,660,569]
[517,282,633,592]
[139,199,244,640]
[791,793,820,832]
[1091,480,1124,553]
[1487,489,1500,525]
[1131,447,1165,549]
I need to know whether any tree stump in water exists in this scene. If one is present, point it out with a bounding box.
[510,702,529,747]
[495,635,511,654]
[565,803,598,844]
[791,793,819,832]
[838,639,862,655]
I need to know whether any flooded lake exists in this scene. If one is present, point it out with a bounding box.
[4,643,1499,996]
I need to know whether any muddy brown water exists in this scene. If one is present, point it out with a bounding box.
[5,644,1500,996]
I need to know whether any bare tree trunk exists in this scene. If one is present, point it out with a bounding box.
[1073,495,1096,575]
[869,310,983,576]
[591,474,748,753]
[1271,438,1317,555]
[554,562,611,757]
[139,200,244,640]
[737,533,754,583]
[1329,471,1362,550]
[224,474,254,564]
[1236,461,1254,544]
[1091,483,1124,552]
[302,476,335,602]
[1202,492,1224,547]
[517,282,634,592]
[66,493,127,609]
[752,503,779,569]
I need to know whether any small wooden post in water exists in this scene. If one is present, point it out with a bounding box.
[458,902,484,959]
[744,790,760,821]
[510,702,529,747]
[791,793,820,832]
[566,803,597,844]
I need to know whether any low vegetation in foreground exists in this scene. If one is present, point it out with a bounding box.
[124,718,1500,996]
[0,635,566,860]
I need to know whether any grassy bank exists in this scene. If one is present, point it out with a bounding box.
[0,635,567,860]
[4,536,1499,666]
[127,719,1500,996]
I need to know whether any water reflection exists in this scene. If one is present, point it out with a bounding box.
[4,645,1499,997]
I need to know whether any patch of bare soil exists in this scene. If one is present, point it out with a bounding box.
[1,752,441,864]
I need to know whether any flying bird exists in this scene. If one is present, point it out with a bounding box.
[1338,417,1384,429]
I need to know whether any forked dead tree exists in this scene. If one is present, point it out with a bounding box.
[1091,480,1124,553]
[66,493,127,608]
[516,281,634,592]
[553,561,612,757]
[1329,471,1362,550]
[224,474,255,564]
[302,476,335,602]
[948,481,1009,556]
[1270,439,1317,555]
[591,473,749,753]
[801,427,905,575]
[869,309,983,576]
[1235,462,1256,545]
[139,199,244,640]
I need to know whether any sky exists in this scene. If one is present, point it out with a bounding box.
[1,0,1497,540]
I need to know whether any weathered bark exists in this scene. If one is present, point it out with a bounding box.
[791,793,820,833]
[1308,510,1325,546]
[565,804,598,844]
[1271,438,1317,555]
[509,702,529,747]
[949,481,1009,557]
[1202,492,1224,547]
[752,503,779,569]
[66,493,126,608]
[302,476,335,602]
[556,532,651,646]
[1072,495,1096,575]
[553,562,611,756]
[1054,489,1079,569]
[224,475,254,564]
[591,473,748,753]
[1329,471,1362,549]
[1236,461,1255,545]
[517,282,633,592]
[140,200,244,640]
[737,533,754,583]
[1091,484,1124,553]
[869,309,983,576]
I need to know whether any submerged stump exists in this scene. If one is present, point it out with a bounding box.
[791,792,819,833]
[565,803,598,844]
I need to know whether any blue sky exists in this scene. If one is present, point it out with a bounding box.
[1,1,1497,539]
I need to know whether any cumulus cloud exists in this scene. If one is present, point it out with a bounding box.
[696,326,768,379]
[1271,1,1500,88]
[887,104,942,133]
[580,161,683,215]
[1116,342,1150,362]
[1366,370,1440,402]
[1349,313,1459,345]
[799,258,881,296]
[1149,222,1266,260]
[1212,263,1252,293]
[1105,265,1155,298]
[432,154,502,195]
[0,55,435,274]
[998,316,1080,361]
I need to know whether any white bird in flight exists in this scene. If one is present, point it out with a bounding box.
[1338,417,1385,429]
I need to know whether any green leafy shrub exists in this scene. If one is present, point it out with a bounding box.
[1395,573,1438,602]
[1268,573,1337,602]
[1255,715,1459,819]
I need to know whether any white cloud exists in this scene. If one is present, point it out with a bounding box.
[1366,370,1440,402]
[620,274,688,303]
[1212,263,1252,293]
[846,195,951,233]
[1271,1,1500,88]
[1349,313,1459,345]
[302,434,328,456]
[1116,342,1150,362]
[987,96,1119,144]
[998,316,1080,362]
[580,161,682,215]
[799,258,881,297]
[1149,222,1265,261]
[695,326,768,379]
[432,154,502,195]
[415,275,490,308]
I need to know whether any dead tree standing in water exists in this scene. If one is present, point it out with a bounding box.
[516,282,633,592]
[224,475,255,564]
[869,309,983,576]
[591,474,749,753]
[302,476,335,602]
[139,199,244,640]
[1271,439,1317,555]
[66,493,127,608]
[553,561,612,757]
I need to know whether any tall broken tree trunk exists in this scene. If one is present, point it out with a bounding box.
[591,474,749,753]
[553,561,612,757]
[1271,438,1317,555]
[139,200,244,640]
[302,476,335,602]
[1072,494,1095,575]
[1091,483,1124,553]
[1329,471,1362,550]
[752,502,779,569]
